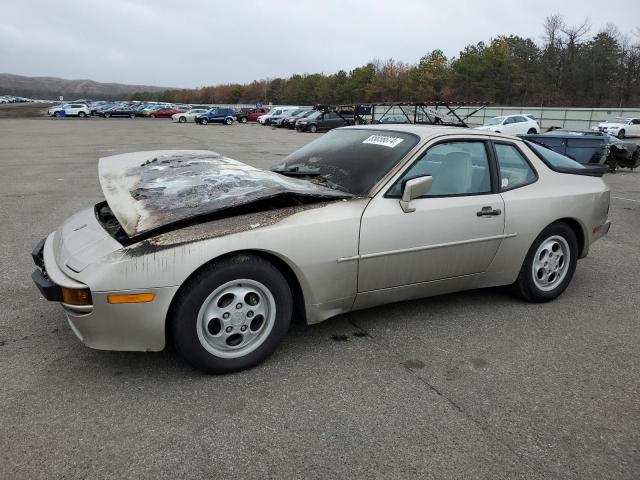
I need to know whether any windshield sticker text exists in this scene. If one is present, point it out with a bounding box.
[362,135,404,148]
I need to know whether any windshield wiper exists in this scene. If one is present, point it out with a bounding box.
[271,165,322,176]
[273,166,348,193]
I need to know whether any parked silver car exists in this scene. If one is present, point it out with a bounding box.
[32,126,611,373]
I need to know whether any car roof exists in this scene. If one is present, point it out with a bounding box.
[340,124,497,142]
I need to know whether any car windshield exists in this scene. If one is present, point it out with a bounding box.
[525,141,586,170]
[272,128,419,195]
[485,117,504,126]
[306,111,322,119]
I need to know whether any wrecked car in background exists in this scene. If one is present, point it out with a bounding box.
[522,129,640,171]
[32,126,611,373]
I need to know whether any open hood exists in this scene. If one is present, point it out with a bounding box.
[98,150,350,238]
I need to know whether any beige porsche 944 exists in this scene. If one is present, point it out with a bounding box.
[32,125,611,373]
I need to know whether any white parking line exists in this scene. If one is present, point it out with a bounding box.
[612,196,640,203]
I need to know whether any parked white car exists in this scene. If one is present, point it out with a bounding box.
[476,114,539,135]
[592,118,640,139]
[172,109,209,123]
[47,103,91,118]
[258,107,299,125]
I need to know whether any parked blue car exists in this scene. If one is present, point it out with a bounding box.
[195,108,236,125]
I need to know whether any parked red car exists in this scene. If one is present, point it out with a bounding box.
[149,108,181,118]
[236,108,269,123]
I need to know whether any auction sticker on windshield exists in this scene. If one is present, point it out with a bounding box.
[362,135,404,148]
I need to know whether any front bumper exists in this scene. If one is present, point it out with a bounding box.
[31,235,178,352]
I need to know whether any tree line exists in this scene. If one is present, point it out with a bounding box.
[131,16,640,107]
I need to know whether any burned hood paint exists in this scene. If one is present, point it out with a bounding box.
[98,150,350,238]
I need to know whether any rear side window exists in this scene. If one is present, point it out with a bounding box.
[494,143,536,191]
[525,141,586,170]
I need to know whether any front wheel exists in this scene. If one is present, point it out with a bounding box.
[104,113,111,118]
[200,118,208,125]
[130,113,135,119]
[309,124,318,133]
[179,116,187,123]
[170,255,292,373]
[618,129,626,139]
[512,222,578,302]
[78,112,86,118]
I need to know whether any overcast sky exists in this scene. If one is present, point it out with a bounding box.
[2,0,639,88]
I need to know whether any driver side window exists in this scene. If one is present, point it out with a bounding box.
[388,141,492,197]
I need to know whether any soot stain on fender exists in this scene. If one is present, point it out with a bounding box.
[123,200,338,257]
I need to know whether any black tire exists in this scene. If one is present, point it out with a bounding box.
[78,111,86,118]
[527,128,537,134]
[104,112,111,118]
[239,116,248,123]
[170,255,292,374]
[179,116,187,123]
[129,113,135,119]
[618,129,625,139]
[54,111,61,117]
[309,124,318,133]
[224,117,233,125]
[200,118,208,125]
[512,222,578,303]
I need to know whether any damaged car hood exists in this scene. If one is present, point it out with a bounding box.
[98,150,351,238]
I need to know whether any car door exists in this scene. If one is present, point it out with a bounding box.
[629,119,640,137]
[513,116,529,135]
[358,138,505,292]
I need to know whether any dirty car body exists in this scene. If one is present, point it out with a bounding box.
[32,126,611,372]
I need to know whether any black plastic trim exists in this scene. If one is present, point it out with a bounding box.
[31,269,63,302]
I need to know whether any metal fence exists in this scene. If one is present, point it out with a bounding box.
[206,103,640,130]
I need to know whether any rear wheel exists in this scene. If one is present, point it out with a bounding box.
[512,222,578,302]
[104,112,111,118]
[130,113,135,119]
[78,111,86,118]
[224,117,233,125]
[171,255,292,373]
[618,129,626,139]
[239,116,248,123]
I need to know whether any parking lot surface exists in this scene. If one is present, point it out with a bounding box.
[1,118,639,479]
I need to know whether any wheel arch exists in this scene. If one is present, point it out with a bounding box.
[165,249,307,346]
[553,217,587,258]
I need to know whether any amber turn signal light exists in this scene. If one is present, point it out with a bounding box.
[107,293,156,304]
[62,287,92,306]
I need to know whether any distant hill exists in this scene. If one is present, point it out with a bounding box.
[0,73,174,100]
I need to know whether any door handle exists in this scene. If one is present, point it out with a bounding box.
[477,206,502,217]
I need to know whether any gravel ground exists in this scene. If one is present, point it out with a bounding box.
[1,117,639,479]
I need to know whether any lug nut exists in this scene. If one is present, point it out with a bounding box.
[235,303,243,309]
[223,312,230,319]
[247,311,254,318]
[240,325,247,332]
[225,326,232,333]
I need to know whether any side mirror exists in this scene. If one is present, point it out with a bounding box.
[400,176,432,213]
